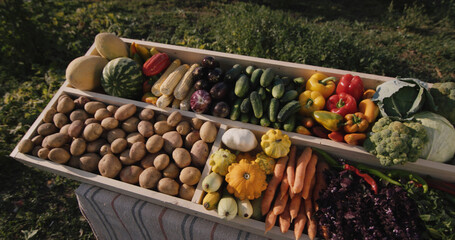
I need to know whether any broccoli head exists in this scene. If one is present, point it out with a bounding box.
[364,117,427,166]
[430,82,455,126]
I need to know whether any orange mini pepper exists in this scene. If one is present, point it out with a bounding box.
[344,112,369,133]
[344,133,366,145]
[296,125,312,135]
[358,99,379,123]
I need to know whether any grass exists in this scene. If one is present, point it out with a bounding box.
[0,0,454,238]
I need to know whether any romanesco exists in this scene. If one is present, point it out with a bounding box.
[364,117,427,166]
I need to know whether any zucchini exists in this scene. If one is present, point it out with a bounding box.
[277,100,301,122]
[224,64,244,83]
[250,68,263,88]
[250,91,263,119]
[283,115,296,132]
[272,79,285,99]
[269,98,280,123]
[245,65,256,76]
[240,97,252,113]
[280,90,299,103]
[260,68,275,87]
[240,113,250,123]
[234,74,250,98]
[250,116,259,125]
[260,116,271,127]
[229,98,242,121]
[258,87,268,101]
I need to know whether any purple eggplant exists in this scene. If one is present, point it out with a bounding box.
[212,101,230,118]
[210,81,229,100]
[201,56,220,69]
[190,90,212,113]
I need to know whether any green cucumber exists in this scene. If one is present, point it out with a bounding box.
[277,100,301,122]
[250,91,263,119]
[285,81,297,92]
[234,74,250,98]
[240,97,252,113]
[240,113,250,123]
[260,68,275,87]
[269,98,280,123]
[260,116,271,127]
[272,122,282,129]
[272,79,285,99]
[250,116,259,125]
[245,65,256,76]
[229,98,242,121]
[250,68,263,88]
[281,76,291,86]
[224,64,244,83]
[258,87,268,101]
[293,77,306,93]
[283,115,296,132]
[280,90,299,103]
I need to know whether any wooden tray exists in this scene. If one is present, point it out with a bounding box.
[10,38,455,240]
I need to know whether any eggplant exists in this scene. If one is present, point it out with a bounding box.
[201,56,220,69]
[207,67,223,83]
[194,79,212,91]
[190,90,212,114]
[212,101,230,118]
[210,81,229,100]
[192,66,208,81]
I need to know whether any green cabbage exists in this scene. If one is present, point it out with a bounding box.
[414,111,455,163]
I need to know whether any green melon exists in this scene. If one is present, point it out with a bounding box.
[101,57,143,99]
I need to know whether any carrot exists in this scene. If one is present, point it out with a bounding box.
[261,156,289,215]
[278,170,290,201]
[287,145,297,190]
[278,200,291,233]
[273,190,288,215]
[312,161,329,212]
[301,153,318,199]
[321,225,330,240]
[292,147,312,194]
[293,201,307,240]
[305,198,317,240]
[289,195,301,222]
[265,210,278,233]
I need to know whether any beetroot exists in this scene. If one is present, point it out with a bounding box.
[190,90,211,113]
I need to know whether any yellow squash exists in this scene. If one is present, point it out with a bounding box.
[260,129,291,158]
[225,160,267,200]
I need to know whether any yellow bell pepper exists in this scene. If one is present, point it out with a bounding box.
[358,99,379,123]
[298,90,326,116]
[305,73,336,99]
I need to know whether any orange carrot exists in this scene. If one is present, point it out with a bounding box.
[287,145,297,190]
[293,147,312,194]
[293,201,307,240]
[261,156,289,215]
[312,161,329,212]
[289,195,301,222]
[321,225,330,240]
[279,200,291,233]
[305,198,317,240]
[273,190,289,215]
[278,170,290,201]
[301,153,318,199]
[265,210,278,233]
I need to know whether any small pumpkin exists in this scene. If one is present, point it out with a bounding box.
[221,128,258,152]
[235,152,255,163]
[225,159,267,200]
[254,152,276,175]
[209,148,237,176]
[260,129,291,158]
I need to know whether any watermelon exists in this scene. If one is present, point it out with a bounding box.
[101,57,143,99]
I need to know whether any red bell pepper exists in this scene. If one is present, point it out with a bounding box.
[326,92,357,117]
[336,74,365,102]
[142,52,170,76]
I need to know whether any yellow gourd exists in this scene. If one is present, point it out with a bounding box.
[225,159,267,200]
[209,148,237,176]
[260,129,291,158]
[254,152,276,175]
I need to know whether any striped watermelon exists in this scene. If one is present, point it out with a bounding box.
[101,57,143,99]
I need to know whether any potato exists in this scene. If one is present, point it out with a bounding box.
[32,146,42,157]
[98,154,122,178]
[62,143,71,152]
[17,139,34,154]
[199,121,217,143]
[153,153,170,171]
[69,109,89,122]
[83,123,103,142]
[37,123,58,136]
[94,108,112,121]
[179,167,201,185]
[45,133,70,148]
[101,117,118,130]
[119,148,136,165]
[162,162,179,179]
[68,156,81,168]
[70,138,86,156]
[138,121,154,138]
[140,153,159,169]
[176,121,191,136]
[68,120,85,138]
[99,144,112,156]
[110,138,127,154]
[74,96,90,109]
[190,140,209,168]
[146,135,164,153]
[191,118,204,130]
[57,96,75,114]
[79,153,101,172]
[130,142,146,162]
[37,147,50,160]
[154,121,173,135]
[162,131,183,154]
[106,128,126,143]
[184,131,200,149]
[172,148,191,168]
[106,105,118,115]
[139,108,154,121]
[48,148,70,164]
[156,114,167,122]
[139,166,162,189]
[179,184,195,201]
[59,124,71,135]
[84,118,100,125]
[167,111,182,127]
[53,113,68,129]
[114,104,136,121]
[122,117,140,133]
[84,101,106,115]
[31,135,44,146]
[119,165,143,184]
[126,132,145,146]
[58,94,71,104]
[86,138,107,153]
[157,178,179,196]
[43,107,57,123]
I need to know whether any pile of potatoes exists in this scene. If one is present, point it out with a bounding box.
[18,94,219,200]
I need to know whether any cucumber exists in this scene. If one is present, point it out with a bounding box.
[234,74,250,98]
[240,97,252,113]
[245,65,256,76]
[272,79,285,99]
[277,100,301,122]
[260,68,275,87]
[272,122,282,129]
[269,98,280,123]
[250,116,259,125]
[260,116,271,127]
[285,81,297,92]
[280,90,299,103]
[229,98,242,121]
[293,77,306,93]
[281,76,291,86]
[250,91,263,119]
[240,113,250,123]
[258,87,268,101]
[224,64,244,83]
[250,68,263,88]
[283,115,296,132]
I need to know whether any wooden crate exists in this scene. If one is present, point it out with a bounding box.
[10,38,455,240]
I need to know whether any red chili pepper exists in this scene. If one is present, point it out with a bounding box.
[142,52,170,76]
[344,164,378,194]
[336,74,365,102]
[326,92,358,117]
[328,131,345,142]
